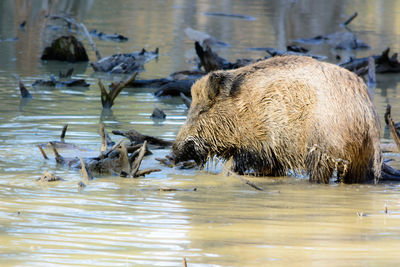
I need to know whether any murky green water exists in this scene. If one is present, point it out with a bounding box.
[1,0,400,266]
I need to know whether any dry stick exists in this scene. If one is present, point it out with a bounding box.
[135,168,161,177]
[37,145,49,159]
[79,22,102,60]
[131,141,147,177]
[223,166,263,191]
[60,124,68,140]
[117,143,131,175]
[385,105,400,151]
[99,123,107,152]
[180,92,192,108]
[49,142,65,164]
[80,157,92,182]
[342,12,358,26]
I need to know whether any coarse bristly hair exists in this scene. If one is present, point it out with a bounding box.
[172,55,382,184]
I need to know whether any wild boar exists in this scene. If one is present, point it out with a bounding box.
[172,55,381,183]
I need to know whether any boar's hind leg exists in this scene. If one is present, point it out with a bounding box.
[305,149,334,183]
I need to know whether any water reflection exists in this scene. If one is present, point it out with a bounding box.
[1,0,400,266]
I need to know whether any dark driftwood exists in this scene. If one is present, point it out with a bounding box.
[154,80,194,97]
[150,108,166,119]
[340,48,400,75]
[89,29,128,42]
[91,48,158,74]
[265,48,326,60]
[50,15,102,60]
[60,124,68,140]
[41,35,88,62]
[112,128,173,146]
[18,79,32,98]
[384,104,400,151]
[341,12,358,26]
[195,41,231,72]
[195,42,257,72]
[33,68,89,88]
[99,72,138,109]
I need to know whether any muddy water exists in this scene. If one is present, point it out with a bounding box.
[1,0,400,266]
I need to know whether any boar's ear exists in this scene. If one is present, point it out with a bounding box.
[207,71,234,99]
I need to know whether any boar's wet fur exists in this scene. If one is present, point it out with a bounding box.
[172,55,381,183]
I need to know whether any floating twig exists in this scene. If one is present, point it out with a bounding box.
[223,166,263,191]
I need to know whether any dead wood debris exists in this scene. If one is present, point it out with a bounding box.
[37,170,64,182]
[39,125,162,179]
[381,105,400,181]
[112,128,173,147]
[340,48,400,75]
[49,15,102,60]
[89,29,128,42]
[99,72,138,109]
[41,35,88,62]
[32,68,89,88]
[195,41,254,72]
[91,48,159,74]
[14,75,33,98]
[151,108,166,119]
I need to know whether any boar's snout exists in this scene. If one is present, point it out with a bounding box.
[172,137,208,165]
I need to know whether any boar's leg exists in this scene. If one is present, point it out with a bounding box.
[305,146,334,184]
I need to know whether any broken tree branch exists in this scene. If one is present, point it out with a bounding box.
[37,145,48,159]
[60,124,68,140]
[99,71,138,109]
[341,12,358,26]
[131,141,147,177]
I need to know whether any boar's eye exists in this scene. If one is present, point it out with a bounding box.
[198,107,209,115]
